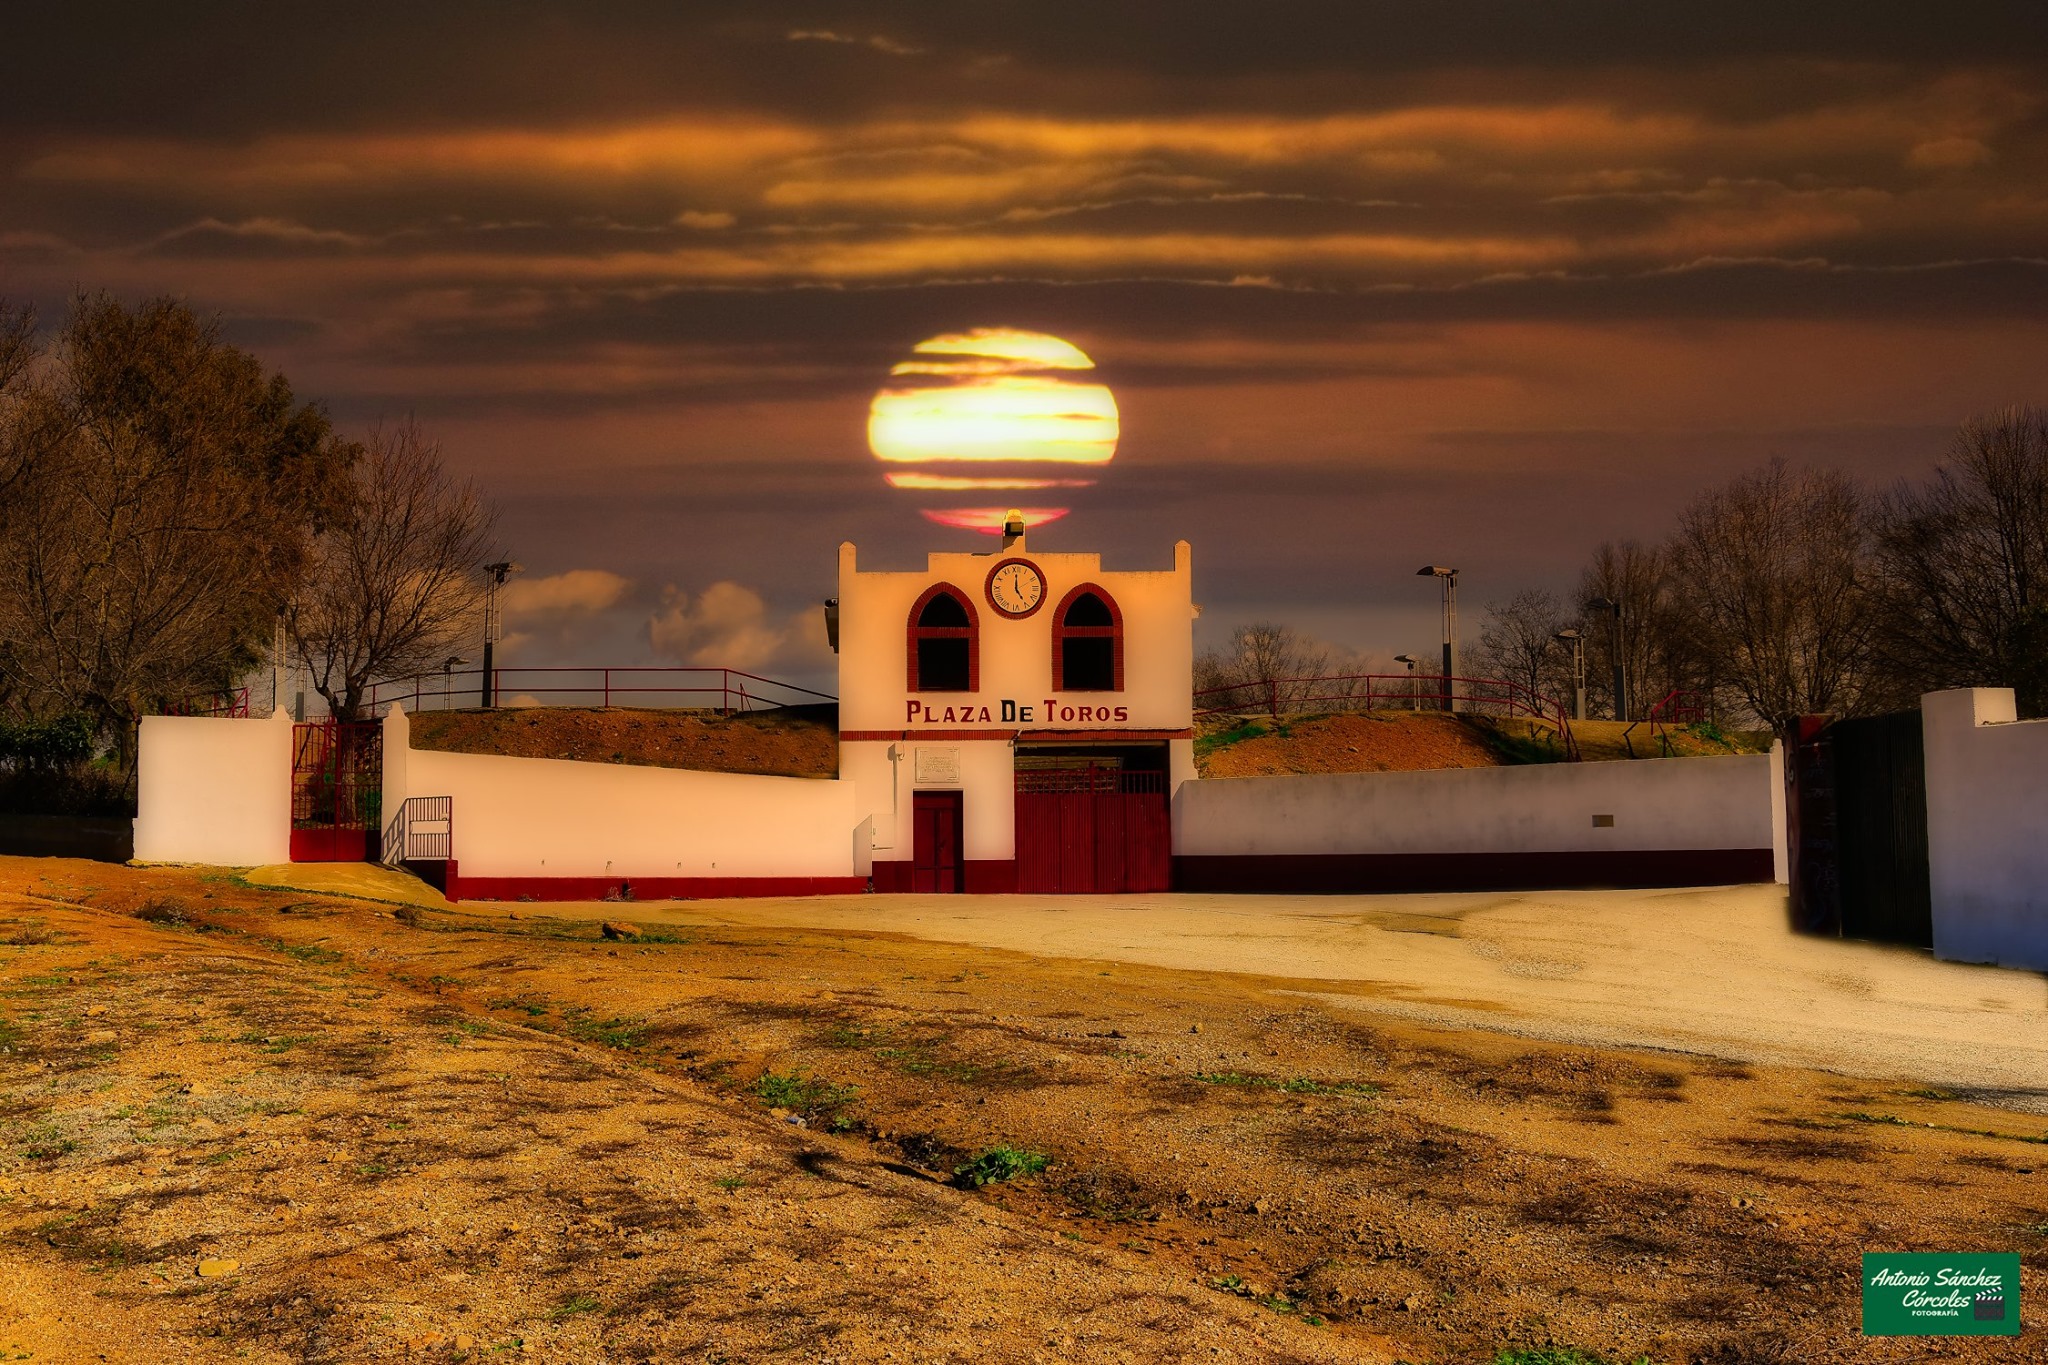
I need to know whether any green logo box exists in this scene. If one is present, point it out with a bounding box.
[1864,1253,2021,1336]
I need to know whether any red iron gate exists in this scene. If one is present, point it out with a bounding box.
[290,721,383,862]
[1015,765,1170,894]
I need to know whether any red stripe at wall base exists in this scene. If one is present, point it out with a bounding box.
[1171,848,1776,894]
[444,869,867,903]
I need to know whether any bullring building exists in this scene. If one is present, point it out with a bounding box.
[835,519,1195,894]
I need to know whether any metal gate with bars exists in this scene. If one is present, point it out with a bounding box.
[1014,764,1170,894]
[290,721,383,862]
[1787,711,1932,947]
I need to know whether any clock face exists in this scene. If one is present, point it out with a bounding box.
[986,558,1046,618]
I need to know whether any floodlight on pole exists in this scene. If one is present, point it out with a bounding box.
[1395,653,1420,712]
[481,561,520,708]
[1553,627,1586,722]
[1588,595,1626,720]
[1416,567,1459,712]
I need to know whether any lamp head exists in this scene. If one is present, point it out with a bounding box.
[1416,565,1458,578]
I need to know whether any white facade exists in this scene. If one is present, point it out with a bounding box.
[1921,688,2048,971]
[837,531,1195,889]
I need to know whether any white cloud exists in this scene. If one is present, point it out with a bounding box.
[501,568,632,620]
[673,209,737,230]
[646,581,833,673]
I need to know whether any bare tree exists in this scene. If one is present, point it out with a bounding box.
[1870,407,2048,714]
[1194,622,1331,710]
[1669,459,1877,735]
[1576,539,1709,720]
[285,422,496,721]
[1470,588,1572,705]
[0,295,353,767]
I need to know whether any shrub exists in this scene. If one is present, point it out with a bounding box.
[954,1145,1049,1187]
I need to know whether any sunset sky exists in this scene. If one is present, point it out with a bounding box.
[7,3,2047,682]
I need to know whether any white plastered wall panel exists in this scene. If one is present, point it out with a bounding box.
[1174,752,1778,858]
[133,710,293,866]
[1921,688,2048,971]
[405,747,859,880]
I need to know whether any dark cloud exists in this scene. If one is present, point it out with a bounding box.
[6,5,2047,666]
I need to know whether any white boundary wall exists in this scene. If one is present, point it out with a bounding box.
[383,706,859,881]
[1176,748,1786,869]
[133,710,293,866]
[1921,688,2048,971]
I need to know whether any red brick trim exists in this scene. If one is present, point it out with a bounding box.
[1051,582,1123,692]
[906,583,980,693]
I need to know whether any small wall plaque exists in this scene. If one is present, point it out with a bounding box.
[914,747,962,786]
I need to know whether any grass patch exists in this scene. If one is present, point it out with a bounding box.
[1471,718,1568,765]
[19,1123,76,1160]
[1194,720,1268,757]
[1210,1275,1325,1325]
[754,1071,858,1122]
[1837,1110,2048,1145]
[1493,1350,1653,1365]
[546,1293,599,1320]
[1194,1071,1378,1097]
[562,1011,649,1050]
[277,941,344,966]
[954,1145,1049,1187]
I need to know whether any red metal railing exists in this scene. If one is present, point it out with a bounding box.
[1194,672,1579,760]
[1624,688,1708,759]
[363,666,835,715]
[156,687,251,718]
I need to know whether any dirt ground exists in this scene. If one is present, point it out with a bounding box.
[408,706,839,779]
[3,860,2043,1364]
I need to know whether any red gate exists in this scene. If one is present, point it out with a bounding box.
[1015,765,1169,894]
[290,721,383,862]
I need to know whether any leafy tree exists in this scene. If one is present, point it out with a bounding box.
[0,294,357,767]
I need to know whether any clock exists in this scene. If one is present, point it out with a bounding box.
[985,558,1046,618]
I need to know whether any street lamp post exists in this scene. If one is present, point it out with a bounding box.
[441,656,471,712]
[1588,596,1626,720]
[1554,628,1586,722]
[481,561,519,708]
[1394,654,1419,711]
[1416,566,1459,712]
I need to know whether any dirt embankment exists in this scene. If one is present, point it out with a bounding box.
[2,859,2041,1364]
[408,704,838,778]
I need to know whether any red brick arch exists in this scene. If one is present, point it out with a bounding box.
[907,583,979,692]
[1052,583,1123,692]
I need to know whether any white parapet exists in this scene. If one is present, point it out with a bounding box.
[133,709,294,866]
[1921,687,2048,971]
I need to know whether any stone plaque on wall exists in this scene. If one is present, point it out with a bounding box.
[913,747,962,786]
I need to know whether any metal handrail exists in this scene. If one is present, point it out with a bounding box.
[363,665,835,715]
[1624,688,1708,759]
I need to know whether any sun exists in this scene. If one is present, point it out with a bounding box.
[868,327,1119,532]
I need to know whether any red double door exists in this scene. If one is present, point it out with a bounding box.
[1014,767,1170,894]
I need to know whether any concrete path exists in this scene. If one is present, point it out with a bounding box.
[454,884,2048,1112]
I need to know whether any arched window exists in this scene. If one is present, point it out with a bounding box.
[1053,585,1122,692]
[907,584,978,692]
